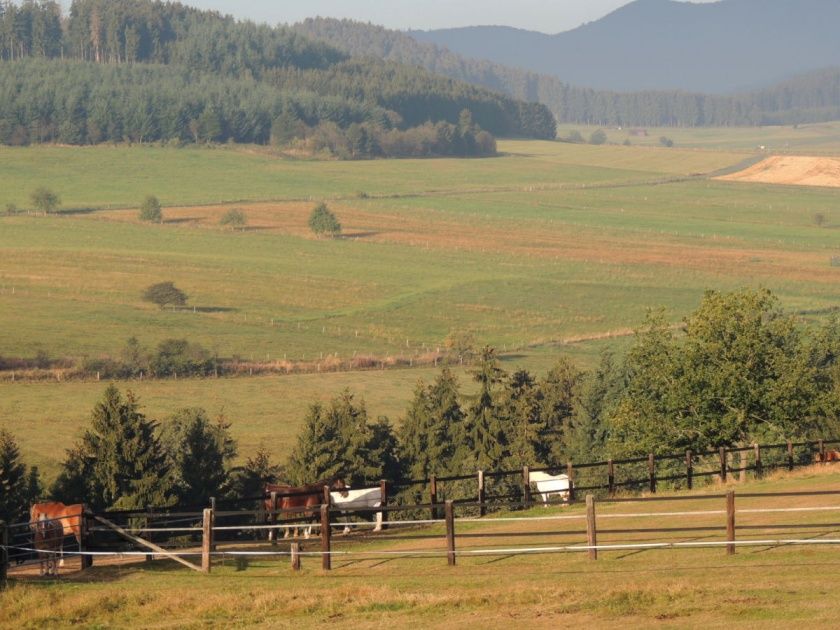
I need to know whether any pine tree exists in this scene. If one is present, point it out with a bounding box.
[54,385,173,511]
[539,357,583,464]
[287,391,398,487]
[399,369,465,480]
[160,408,237,504]
[0,429,28,525]
[501,370,546,468]
[230,446,283,498]
[465,347,507,471]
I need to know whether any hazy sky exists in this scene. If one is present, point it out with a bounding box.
[169,0,719,34]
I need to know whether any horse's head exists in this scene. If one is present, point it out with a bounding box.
[330,477,349,498]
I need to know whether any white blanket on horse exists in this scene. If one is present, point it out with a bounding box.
[331,487,383,532]
[529,472,571,505]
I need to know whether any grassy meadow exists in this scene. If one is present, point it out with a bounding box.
[556,120,840,154]
[5,467,840,628]
[2,137,840,479]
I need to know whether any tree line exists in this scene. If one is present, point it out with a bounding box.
[3,288,838,522]
[0,0,556,151]
[294,17,840,128]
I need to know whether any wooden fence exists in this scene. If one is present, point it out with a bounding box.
[2,438,839,584]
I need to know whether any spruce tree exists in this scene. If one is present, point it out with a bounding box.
[160,408,237,504]
[501,370,546,468]
[0,429,28,525]
[230,446,283,498]
[466,347,507,471]
[54,385,173,511]
[539,357,584,464]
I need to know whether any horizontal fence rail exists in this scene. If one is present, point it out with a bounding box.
[3,438,840,584]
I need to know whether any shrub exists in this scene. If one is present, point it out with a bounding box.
[150,338,213,377]
[659,136,674,148]
[589,129,608,145]
[813,212,828,227]
[308,202,341,238]
[30,187,60,214]
[220,208,247,229]
[5,202,17,215]
[139,195,163,222]
[561,130,585,144]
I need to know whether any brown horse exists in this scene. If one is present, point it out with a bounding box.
[30,502,85,567]
[815,450,840,463]
[264,478,348,540]
[32,515,64,577]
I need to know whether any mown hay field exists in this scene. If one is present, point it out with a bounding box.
[5,468,840,628]
[1,138,840,478]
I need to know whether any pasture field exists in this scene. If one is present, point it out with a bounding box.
[2,137,840,480]
[556,121,840,154]
[5,468,840,628]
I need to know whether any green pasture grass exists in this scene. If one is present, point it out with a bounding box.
[0,339,621,481]
[556,120,840,155]
[0,140,736,211]
[5,469,840,627]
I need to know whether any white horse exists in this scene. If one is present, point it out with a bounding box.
[529,472,571,507]
[330,487,384,534]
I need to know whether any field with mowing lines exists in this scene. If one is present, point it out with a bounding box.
[2,137,840,482]
[5,468,840,628]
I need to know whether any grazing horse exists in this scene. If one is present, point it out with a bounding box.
[815,450,840,463]
[30,502,85,567]
[32,515,64,576]
[528,472,571,507]
[264,478,348,540]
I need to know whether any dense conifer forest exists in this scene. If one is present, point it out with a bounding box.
[0,0,556,154]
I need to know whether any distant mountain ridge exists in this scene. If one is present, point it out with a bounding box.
[410,0,840,94]
[294,17,840,128]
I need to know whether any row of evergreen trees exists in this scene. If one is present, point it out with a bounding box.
[0,1,557,146]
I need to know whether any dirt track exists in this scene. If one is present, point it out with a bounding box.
[718,155,840,187]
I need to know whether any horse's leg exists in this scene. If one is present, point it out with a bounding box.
[374,510,383,532]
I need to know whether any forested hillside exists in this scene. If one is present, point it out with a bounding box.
[0,0,555,153]
[412,0,840,94]
[296,17,840,129]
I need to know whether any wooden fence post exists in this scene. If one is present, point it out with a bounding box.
[0,521,8,590]
[566,462,575,503]
[320,504,331,571]
[145,508,153,563]
[209,498,217,551]
[270,491,278,545]
[607,459,615,497]
[726,491,736,556]
[445,500,456,567]
[522,465,532,505]
[586,494,598,561]
[201,508,214,574]
[429,475,438,520]
[379,480,388,531]
[648,453,656,494]
[819,440,826,465]
[686,450,693,490]
[477,470,486,517]
[787,440,794,471]
[753,444,763,478]
[80,509,93,570]
[719,447,727,483]
[290,542,301,571]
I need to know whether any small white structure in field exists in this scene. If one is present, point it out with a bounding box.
[529,471,571,506]
[331,487,384,534]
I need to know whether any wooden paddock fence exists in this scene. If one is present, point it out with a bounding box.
[2,438,840,583]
